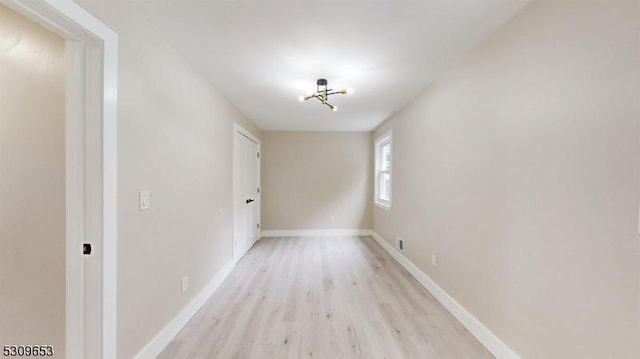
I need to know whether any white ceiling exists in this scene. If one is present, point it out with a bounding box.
[99,0,530,131]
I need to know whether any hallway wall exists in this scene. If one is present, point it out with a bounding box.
[262,132,373,231]
[373,0,639,357]
[75,1,261,358]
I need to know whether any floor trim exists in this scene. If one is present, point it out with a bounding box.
[368,230,520,359]
[133,260,235,359]
[261,229,372,237]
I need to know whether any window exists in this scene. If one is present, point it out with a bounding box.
[374,131,392,209]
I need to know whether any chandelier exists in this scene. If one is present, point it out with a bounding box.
[298,79,353,112]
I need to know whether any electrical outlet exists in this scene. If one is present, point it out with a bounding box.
[431,254,438,267]
[181,276,189,294]
[139,190,150,210]
[395,235,404,252]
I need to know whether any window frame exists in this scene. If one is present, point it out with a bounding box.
[374,130,393,210]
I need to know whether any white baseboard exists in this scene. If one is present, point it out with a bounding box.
[369,231,520,359]
[261,229,373,237]
[133,260,235,359]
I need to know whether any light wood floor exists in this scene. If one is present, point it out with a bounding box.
[158,236,492,359]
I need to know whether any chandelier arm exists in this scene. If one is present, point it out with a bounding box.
[302,93,319,101]
[326,90,347,96]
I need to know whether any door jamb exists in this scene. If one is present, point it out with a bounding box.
[0,1,118,358]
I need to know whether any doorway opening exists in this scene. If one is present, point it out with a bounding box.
[0,1,117,357]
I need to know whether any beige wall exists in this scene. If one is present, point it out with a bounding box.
[373,0,639,357]
[0,4,66,356]
[74,2,260,358]
[262,132,372,230]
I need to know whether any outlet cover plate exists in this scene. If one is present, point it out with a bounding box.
[139,190,150,210]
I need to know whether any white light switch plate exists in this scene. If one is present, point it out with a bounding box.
[139,190,150,210]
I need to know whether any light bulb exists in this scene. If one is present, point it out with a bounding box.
[332,105,338,112]
[298,95,305,102]
[346,88,354,94]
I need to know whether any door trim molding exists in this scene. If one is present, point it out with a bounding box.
[234,123,260,144]
[0,1,118,357]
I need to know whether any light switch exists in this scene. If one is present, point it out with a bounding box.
[139,190,150,210]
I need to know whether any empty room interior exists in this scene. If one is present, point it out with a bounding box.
[1,0,638,358]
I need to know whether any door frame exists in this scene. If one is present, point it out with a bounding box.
[232,123,260,263]
[0,1,118,358]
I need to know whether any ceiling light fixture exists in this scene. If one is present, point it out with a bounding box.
[298,78,353,112]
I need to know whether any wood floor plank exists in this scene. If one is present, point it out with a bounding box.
[157,236,493,359]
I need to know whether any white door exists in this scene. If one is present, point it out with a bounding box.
[233,126,260,262]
